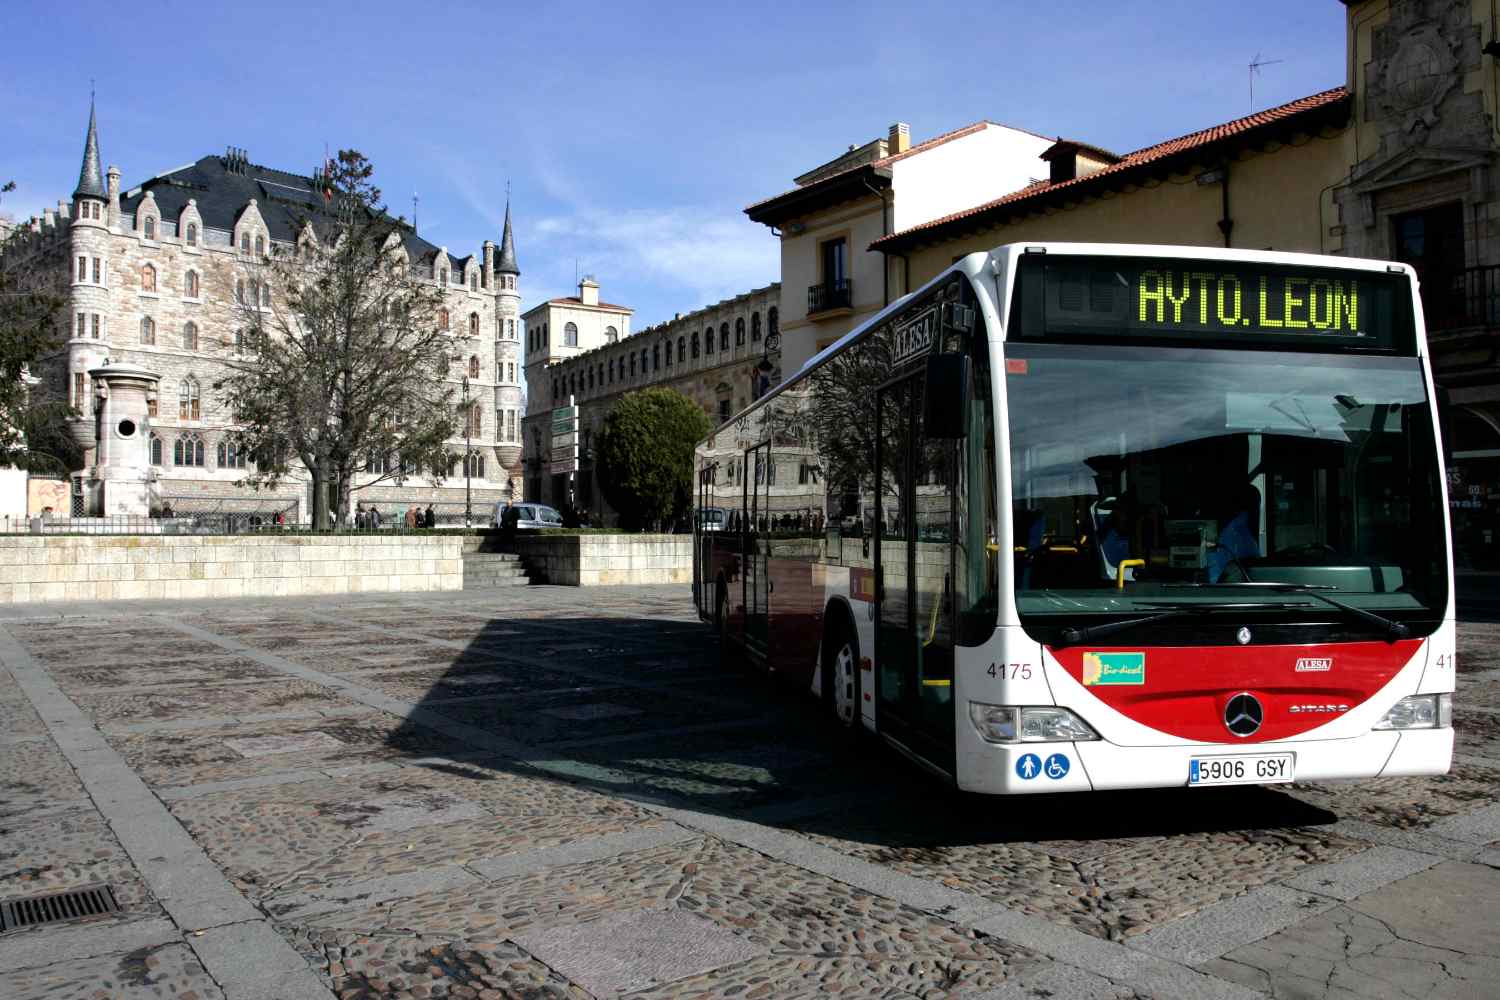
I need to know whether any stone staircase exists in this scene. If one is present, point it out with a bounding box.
[459,533,532,589]
[461,551,531,588]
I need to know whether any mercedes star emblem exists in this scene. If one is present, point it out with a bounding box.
[1236,626,1252,645]
[1224,692,1264,738]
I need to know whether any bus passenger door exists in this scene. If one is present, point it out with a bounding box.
[744,443,772,662]
[875,374,957,772]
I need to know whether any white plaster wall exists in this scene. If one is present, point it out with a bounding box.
[890,125,1054,232]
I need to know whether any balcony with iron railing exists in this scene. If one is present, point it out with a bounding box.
[807,277,852,317]
[1423,264,1500,334]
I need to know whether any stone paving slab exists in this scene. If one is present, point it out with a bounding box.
[1201,860,1500,999]
[0,738,88,816]
[8,940,226,1000]
[172,760,658,897]
[103,712,471,788]
[73,678,362,726]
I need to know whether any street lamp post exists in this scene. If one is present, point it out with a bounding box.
[755,330,781,400]
[461,375,472,528]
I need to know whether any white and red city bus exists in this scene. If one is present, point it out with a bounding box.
[694,243,1455,793]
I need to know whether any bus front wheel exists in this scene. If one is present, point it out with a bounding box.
[824,620,861,732]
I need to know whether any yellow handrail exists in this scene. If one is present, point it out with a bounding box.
[1117,558,1145,589]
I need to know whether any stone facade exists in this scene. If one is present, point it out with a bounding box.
[520,281,780,522]
[11,107,525,521]
[0,533,463,604]
[512,532,691,586]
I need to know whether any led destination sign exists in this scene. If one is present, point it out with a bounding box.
[1017,255,1413,353]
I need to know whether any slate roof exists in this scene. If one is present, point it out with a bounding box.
[497,199,519,274]
[870,87,1351,253]
[118,153,461,268]
[73,102,105,200]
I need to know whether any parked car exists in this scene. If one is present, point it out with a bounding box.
[501,503,565,530]
[697,506,728,532]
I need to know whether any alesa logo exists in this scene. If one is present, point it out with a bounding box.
[1295,657,1333,673]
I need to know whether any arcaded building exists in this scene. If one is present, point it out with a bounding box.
[13,105,524,521]
[521,279,780,522]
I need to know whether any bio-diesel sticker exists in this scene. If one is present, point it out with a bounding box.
[1016,753,1042,780]
[1044,753,1070,779]
[1083,652,1146,686]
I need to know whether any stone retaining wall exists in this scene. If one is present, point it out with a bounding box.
[512,533,690,586]
[0,534,463,604]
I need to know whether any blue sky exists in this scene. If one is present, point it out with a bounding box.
[1,0,1347,327]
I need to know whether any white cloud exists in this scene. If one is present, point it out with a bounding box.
[531,207,777,316]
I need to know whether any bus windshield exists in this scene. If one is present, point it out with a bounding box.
[1006,343,1447,636]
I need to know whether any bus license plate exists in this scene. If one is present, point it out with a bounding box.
[1189,754,1294,786]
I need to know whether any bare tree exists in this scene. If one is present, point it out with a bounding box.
[217,152,461,528]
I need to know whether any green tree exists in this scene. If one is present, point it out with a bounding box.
[216,152,459,529]
[595,388,711,530]
[0,180,79,476]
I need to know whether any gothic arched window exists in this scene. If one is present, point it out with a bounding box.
[692,332,700,358]
[140,316,155,345]
[179,377,200,420]
[564,322,579,347]
[469,313,480,337]
[185,223,197,246]
[150,434,163,466]
[141,264,156,292]
[468,355,480,379]
[704,328,714,354]
[678,336,686,363]
[438,308,449,331]
[254,235,265,255]
[736,317,746,345]
[173,433,204,467]
[183,321,198,351]
[143,216,156,240]
[751,312,761,342]
[185,270,199,298]
[720,323,730,353]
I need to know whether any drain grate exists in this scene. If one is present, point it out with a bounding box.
[0,884,119,933]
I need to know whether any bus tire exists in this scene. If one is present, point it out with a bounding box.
[823,613,861,734]
[715,578,738,669]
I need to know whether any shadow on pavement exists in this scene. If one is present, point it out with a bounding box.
[383,609,1341,852]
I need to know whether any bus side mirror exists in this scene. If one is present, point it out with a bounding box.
[1436,386,1453,464]
[924,353,970,439]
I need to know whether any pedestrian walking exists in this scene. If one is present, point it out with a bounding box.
[355,503,367,530]
[424,504,436,528]
[404,506,417,529]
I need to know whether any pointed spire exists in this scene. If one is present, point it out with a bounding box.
[73,98,106,201]
[496,194,519,275]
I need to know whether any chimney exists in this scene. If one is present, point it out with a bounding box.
[107,165,121,225]
[888,122,911,155]
[579,276,599,306]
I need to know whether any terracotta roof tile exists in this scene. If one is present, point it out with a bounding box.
[871,87,1350,251]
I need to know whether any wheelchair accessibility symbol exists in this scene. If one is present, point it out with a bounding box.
[1044,753,1070,780]
[1015,753,1042,780]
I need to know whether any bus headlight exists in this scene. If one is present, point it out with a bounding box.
[1373,693,1452,730]
[968,703,1099,744]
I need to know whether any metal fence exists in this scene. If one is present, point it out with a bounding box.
[352,499,497,529]
[3,496,301,536]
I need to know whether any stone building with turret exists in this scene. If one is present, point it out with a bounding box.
[9,104,524,521]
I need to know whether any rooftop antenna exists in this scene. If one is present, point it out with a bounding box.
[1249,52,1284,109]
[412,192,419,232]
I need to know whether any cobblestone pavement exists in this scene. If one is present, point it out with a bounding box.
[0,589,1497,999]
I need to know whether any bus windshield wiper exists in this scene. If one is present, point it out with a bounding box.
[1165,582,1411,641]
[1055,601,1308,647]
